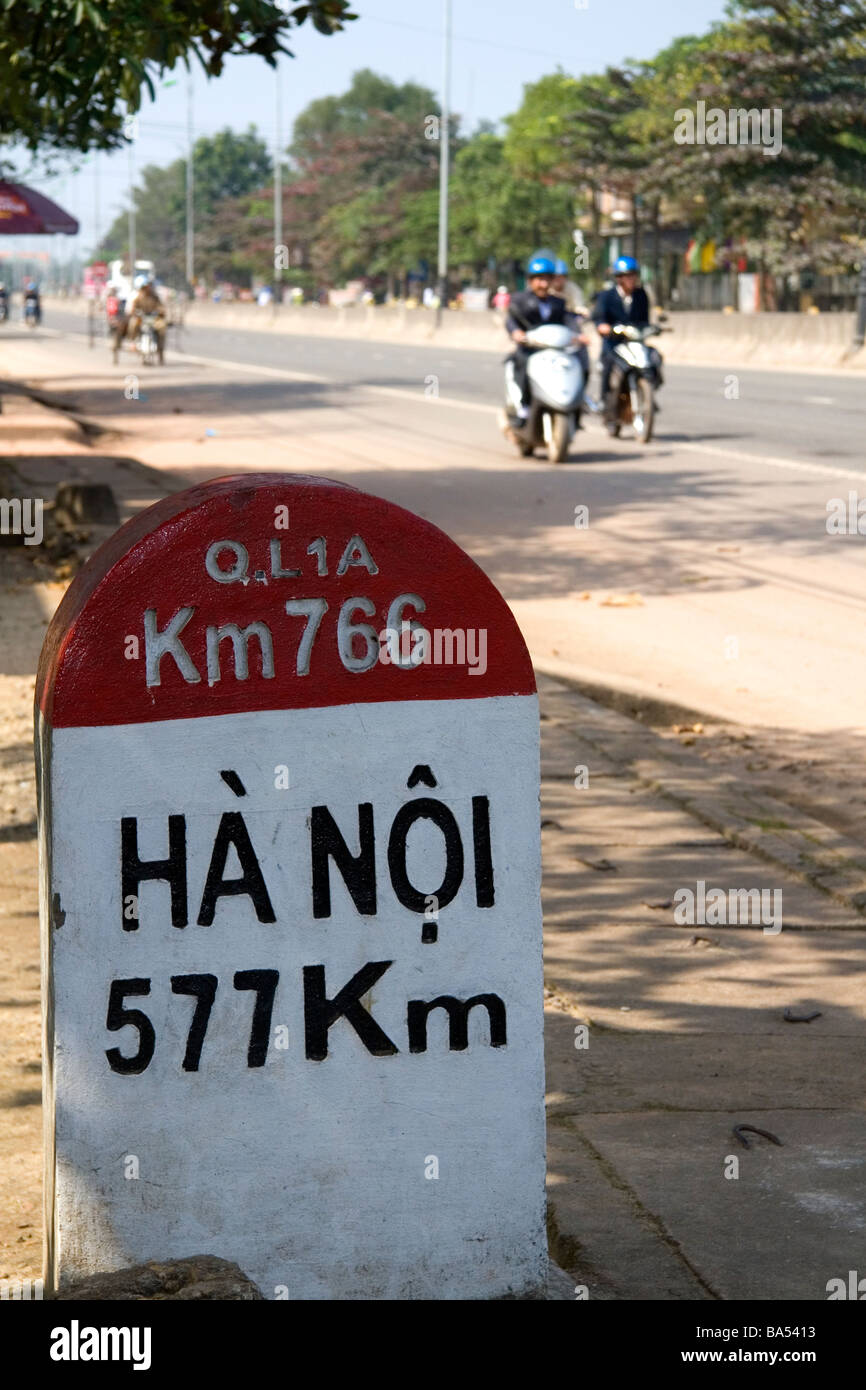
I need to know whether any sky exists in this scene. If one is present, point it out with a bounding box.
[6,0,729,266]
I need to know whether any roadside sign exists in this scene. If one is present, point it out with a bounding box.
[83,262,108,300]
[37,473,546,1300]
[462,286,491,311]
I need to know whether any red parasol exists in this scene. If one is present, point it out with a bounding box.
[0,180,79,235]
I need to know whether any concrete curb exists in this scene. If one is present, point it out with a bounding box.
[540,672,866,925]
[534,657,715,730]
[634,756,866,924]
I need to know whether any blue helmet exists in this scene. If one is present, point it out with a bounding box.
[613,255,639,276]
[527,254,556,277]
[553,258,569,276]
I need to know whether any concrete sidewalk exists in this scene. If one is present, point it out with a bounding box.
[538,676,866,1301]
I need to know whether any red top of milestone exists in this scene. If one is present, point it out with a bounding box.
[37,474,536,728]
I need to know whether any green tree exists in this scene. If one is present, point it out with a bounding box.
[504,68,643,277]
[270,70,446,288]
[98,127,271,286]
[449,132,574,281]
[291,68,436,165]
[193,127,272,207]
[0,0,356,154]
[666,0,866,274]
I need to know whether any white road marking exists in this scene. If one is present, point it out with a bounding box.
[804,395,835,405]
[680,440,865,482]
[169,347,500,416]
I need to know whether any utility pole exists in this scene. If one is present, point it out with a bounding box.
[128,137,136,282]
[436,0,452,319]
[186,75,195,292]
[854,255,866,350]
[274,61,283,308]
[93,154,100,257]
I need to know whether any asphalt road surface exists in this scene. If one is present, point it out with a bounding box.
[42,301,866,465]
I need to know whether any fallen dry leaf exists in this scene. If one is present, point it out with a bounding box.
[600,592,644,608]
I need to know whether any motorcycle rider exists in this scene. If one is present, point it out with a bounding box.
[505,254,591,423]
[124,274,166,365]
[593,255,651,434]
[23,279,42,325]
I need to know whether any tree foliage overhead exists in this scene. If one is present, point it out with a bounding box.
[0,0,356,152]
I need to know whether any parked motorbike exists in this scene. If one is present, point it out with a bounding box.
[136,313,162,366]
[501,323,588,463]
[0,298,8,324]
[605,322,667,443]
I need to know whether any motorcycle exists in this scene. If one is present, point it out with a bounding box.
[0,298,8,324]
[23,298,40,329]
[501,323,588,463]
[136,313,162,366]
[605,322,667,443]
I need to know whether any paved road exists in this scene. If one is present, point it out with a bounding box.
[41,302,866,467]
[11,306,866,734]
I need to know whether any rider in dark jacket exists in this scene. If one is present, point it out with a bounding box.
[593,256,651,429]
[506,254,589,416]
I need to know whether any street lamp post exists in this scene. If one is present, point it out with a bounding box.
[854,257,866,350]
[186,75,195,292]
[274,62,283,309]
[128,139,136,281]
[436,0,452,319]
[93,154,100,255]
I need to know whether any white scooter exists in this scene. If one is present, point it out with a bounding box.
[501,323,588,463]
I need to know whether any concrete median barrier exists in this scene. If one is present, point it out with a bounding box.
[180,301,866,371]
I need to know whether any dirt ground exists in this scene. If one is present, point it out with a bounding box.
[0,403,149,1283]
[0,496,87,1283]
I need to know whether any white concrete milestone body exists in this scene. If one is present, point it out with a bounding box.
[36,473,546,1300]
